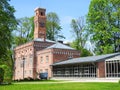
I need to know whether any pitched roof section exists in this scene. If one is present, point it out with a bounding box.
[34,38,75,50]
[52,53,120,66]
[46,42,75,50]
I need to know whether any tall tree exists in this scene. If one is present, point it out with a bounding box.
[70,17,92,57]
[46,12,65,41]
[0,0,17,83]
[110,0,120,52]
[71,17,87,49]
[13,17,34,46]
[87,0,120,54]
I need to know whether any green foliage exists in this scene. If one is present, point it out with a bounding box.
[71,17,87,48]
[70,40,93,57]
[46,12,65,41]
[95,45,114,55]
[0,0,17,84]
[87,0,120,54]
[70,39,83,50]
[80,48,93,57]
[0,65,12,84]
[70,17,92,57]
[0,0,17,58]
[13,17,34,46]
[0,68,4,84]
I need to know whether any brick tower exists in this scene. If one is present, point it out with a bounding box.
[34,8,46,41]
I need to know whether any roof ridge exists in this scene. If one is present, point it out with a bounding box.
[46,42,75,50]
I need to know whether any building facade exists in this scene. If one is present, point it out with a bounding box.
[52,53,120,78]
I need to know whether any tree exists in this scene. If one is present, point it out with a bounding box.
[87,0,120,55]
[70,17,92,57]
[46,12,65,41]
[110,0,120,52]
[71,17,87,49]
[0,0,17,84]
[70,40,93,57]
[0,0,17,58]
[13,17,34,46]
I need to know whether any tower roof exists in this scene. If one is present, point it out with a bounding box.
[34,7,46,12]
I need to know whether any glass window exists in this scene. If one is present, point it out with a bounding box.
[29,70,31,74]
[40,69,43,73]
[41,12,43,16]
[20,61,23,68]
[45,69,48,73]
[46,56,49,63]
[40,57,43,63]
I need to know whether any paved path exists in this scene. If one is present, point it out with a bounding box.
[14,78,120,84]
[14,81,77,84]
[51,77,120,83]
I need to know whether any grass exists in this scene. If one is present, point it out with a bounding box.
[0,82,120,90]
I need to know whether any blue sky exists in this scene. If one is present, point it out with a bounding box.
[10,0,91,42]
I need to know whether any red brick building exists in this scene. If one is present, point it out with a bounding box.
[14,7,120,80]
[13,7,80,80]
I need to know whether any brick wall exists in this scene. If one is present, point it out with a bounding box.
[14,42,34,80]
[37,48,80,79]
[37,49,53,78]
[53,48,80,63]
[97,61,105,78]
[14,41,54,80]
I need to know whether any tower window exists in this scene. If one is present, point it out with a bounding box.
[40,22,45,27]
[46,56,49,63]
[41,12,44,16]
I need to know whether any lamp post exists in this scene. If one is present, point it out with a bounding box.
[22,57,25,79]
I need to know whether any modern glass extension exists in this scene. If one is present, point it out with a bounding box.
[106,59,120,77]
[53,63,97,77]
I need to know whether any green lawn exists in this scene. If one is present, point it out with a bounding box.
[0,82,120,90]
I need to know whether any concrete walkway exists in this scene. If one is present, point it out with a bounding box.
[14,81,70,84]
[14,78,120,84]
[51,77,120,83]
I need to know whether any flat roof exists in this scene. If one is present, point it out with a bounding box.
[52,53,120,66]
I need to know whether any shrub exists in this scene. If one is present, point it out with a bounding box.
[0,68,4,84]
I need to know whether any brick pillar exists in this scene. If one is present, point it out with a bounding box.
[97,61,105,78]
